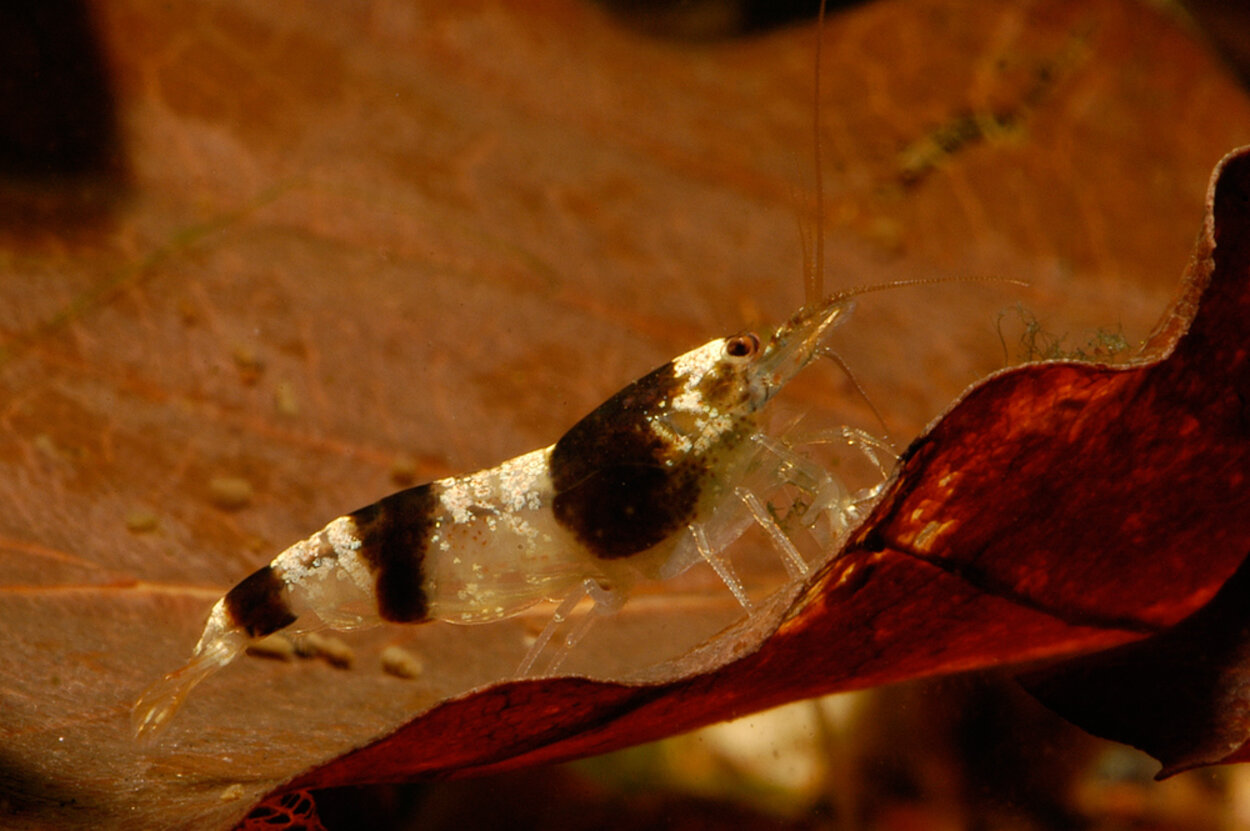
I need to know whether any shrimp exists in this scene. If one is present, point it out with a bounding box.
[131,288,892,738]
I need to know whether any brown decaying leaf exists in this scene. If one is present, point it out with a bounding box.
[1,1,1249,829]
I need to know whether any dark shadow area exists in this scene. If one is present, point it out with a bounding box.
[0,0,127,232]
[1023,548,1250,779]
[311,767,827,831]
[598,1,1250,92]
[1181,0,1250,89]
[594,0,864,40]
[0,748,111,825]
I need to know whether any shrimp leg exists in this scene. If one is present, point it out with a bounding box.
[688,523,754,614]
[517,579,594,677]
[735,486,810,579]
[519,578,624,677]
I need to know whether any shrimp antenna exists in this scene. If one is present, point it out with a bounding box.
[785,163,815,294]
[827,274,1028,304]
[811,274,1028,439]
[807,0,829,306]
[818,346,892,443]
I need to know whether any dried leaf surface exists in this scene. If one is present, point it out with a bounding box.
[1,1,1248,828]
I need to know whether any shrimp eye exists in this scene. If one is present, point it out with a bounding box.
[725,333,760,360]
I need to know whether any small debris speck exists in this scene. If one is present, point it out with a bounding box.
[220,783,246,802]
[232,345,264,386]
[380,645,423,679]
[389,454,418,487]
[124,510,159,534]
[296,632,354,668]
[177,297,200,325]
[246,633,295,661]
[208,476,253,511]
[33,434,59,460]
[274,380,299,416]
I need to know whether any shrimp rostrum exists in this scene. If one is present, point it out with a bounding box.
[132,291,890,738]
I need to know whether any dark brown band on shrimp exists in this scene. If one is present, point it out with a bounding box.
[350,483,438,623]
[224,565,297,638]
[551,361,705,559]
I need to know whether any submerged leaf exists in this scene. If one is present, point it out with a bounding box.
[1021,144,1250,777]
[2,1,1249,829]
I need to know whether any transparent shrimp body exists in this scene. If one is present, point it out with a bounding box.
[133,292,882,738]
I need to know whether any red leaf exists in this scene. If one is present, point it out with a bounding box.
[3,2,1250,829]
[1023,549,1250,780]
[235,790,324,831]
[1016,147,1250,775]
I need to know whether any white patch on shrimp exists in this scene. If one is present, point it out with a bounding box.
[497,448,552,512]
[325,516,362,553]
[438,479,475,524]
[670,340,723,397]
[268,517,376,631]
[657,341,737,456]
[438,447,552,524]
[278,517,369,592]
